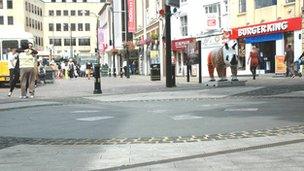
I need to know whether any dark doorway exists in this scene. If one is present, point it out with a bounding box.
[255,41,276,73]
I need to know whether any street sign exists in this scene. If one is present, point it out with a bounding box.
[166,0,180,8]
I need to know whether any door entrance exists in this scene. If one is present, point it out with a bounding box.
[255,41,276,73]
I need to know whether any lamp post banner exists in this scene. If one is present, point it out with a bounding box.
[128,0,136,33]
[98,28,105,53]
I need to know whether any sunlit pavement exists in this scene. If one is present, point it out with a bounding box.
[0,75,304,170]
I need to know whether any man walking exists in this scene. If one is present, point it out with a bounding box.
[284,44,295,78]
[19,42,38,99]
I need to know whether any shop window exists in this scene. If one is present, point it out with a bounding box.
[255,0,277,9]
[180,15,188,36]
[239,0,246,13]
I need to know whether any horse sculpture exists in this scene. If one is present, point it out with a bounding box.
[207,41,238,81]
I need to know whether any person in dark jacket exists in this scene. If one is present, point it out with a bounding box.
[284,44,295,78]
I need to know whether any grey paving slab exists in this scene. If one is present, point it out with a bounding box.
[0,101,60,110]
[0,134,304,170]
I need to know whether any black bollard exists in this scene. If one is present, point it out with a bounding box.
[93,64,102,94]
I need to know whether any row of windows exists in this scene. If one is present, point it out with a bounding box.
[0,16,14,25]
[49,10,90,16]
[25,1,43,16]
[26,17,43,31]
[0,0,13,9]
[49,38,90,46]
[239,0,295,13]
[49,23,90,32]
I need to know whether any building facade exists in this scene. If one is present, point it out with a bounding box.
[171,0,230,77]
[43,0,103,60]
[229,0,303,75]
[0,0,44,50]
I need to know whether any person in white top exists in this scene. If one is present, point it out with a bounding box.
[7,48,19,97]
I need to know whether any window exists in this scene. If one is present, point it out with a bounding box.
[0,16,3,25]
[84,10,90,16]
[25,2,28,11]
[71,10,76,16]
[71,23,76,31]
[56,10,61,16]
[63,23,69,31]
[7,16,13,25]
[72,0,76,2]
[63,10,68,16]
[239,0,246,13]
[56,23,61,31]
[7,0,13,9]
[31,4,34,13]
[180,15,188,36]
[286,0,295,3]
[38,22,41,30]
[223,0,228,14]
[181,0,187,2]
[78,23,83,31]
[49,10,54,16]
[62,0,66,2]
[0,0,3,9]
[35,20,38,29]
[255,0,277,9]
[54,39,62,46]
[31,19,34,28]
[78,10,83,16]
[204,4,218,14]
[85,23,90,31]
[51,0,56,2]
[79,38,90,46]
[29,18,31,27]
[83,0,87,2]
[28,3,31,11]
[49,39,53,45]
[64,38,76,46]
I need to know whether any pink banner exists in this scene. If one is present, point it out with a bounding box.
[98,28,105,53]
[128,0,136,33]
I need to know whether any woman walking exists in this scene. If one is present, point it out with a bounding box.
[247,46,260,80]
[7,48,19,97]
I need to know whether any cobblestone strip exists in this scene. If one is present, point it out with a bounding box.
[0,124,303,150]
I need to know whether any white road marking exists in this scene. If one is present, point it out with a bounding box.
[70,110,99,114]
[172,115,203,121]
[148,109,168,114]
[224,108,259,112]
[76,116,114,121]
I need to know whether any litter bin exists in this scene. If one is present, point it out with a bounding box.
[150,64,161,81]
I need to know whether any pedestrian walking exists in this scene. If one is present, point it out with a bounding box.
[7,48,19,97]
[67,58,75,79]
[247,46,260,80]
[19,42,38,99]
[284,44,295,78]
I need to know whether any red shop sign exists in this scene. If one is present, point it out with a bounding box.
[128,0,136,33]
[172,38,195,51]
[230,17,302,39]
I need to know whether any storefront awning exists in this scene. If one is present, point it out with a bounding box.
[245,33,283,44]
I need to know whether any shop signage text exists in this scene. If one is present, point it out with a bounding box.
[231,17,302,39]
[172,38,195,51]
[128,0,136,33]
